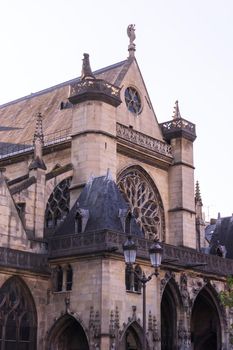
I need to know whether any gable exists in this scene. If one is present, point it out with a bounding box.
[115,59,164,141]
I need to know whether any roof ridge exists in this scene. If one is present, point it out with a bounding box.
[0,59,128,109]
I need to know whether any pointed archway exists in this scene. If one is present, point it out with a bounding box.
[46,314,89,350]
[161,278,182,350]
[191,286,222,350]
[119,321,145,350]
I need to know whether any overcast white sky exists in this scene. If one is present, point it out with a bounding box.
[0,0,232,220]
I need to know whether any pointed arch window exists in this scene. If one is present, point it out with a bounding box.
[0,277,37,349]
[45,177,72,231]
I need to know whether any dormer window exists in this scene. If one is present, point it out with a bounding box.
[74,206,89,234]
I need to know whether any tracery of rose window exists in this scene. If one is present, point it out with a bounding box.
[117,168,165,240]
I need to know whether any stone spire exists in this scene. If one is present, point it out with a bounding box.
[127,24,136,58]
[172,100,182,119]
[29,112,46,170]
[195,181,202,205]
[81,53,95,80]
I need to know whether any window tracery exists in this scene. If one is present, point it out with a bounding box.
[118,168,165,240]
[45,177,72,230]
[125,87,142,115]
[0,278,37,349]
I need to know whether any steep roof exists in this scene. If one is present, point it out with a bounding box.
[0,59,130,148]
[55,174,143,236]
[206,216,233,258]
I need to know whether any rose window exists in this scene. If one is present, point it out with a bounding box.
[125,87,142,115]
[118,168,165,240]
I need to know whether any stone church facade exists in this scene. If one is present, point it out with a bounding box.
[0,26,232,349]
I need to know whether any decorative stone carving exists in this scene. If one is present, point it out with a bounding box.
[127,24,136,57]
[147,310,160,347]
[89,307,101,350]
[160,271,175,295]
[116,123,172,157]
[180,273,190,310]
[190,278,204,305]
[178,320,191,349]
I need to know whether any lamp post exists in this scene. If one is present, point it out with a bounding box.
[123,236,163,350]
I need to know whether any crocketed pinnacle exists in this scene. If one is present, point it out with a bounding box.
[33,112,44,145]
[81,53,95,80]
[172,100,182,119]
[195,181,202,205]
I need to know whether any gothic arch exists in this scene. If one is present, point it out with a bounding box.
[0,276,37,350]
[117,165,165,241]
[191,283,224,350]
[119,320,146,350]
[46,314,89,350]
[161,278,182,350]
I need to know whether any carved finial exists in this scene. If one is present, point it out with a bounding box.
[172,100,182,119]
[81,53,95,80]
[127,24,136,58]
[195,181,202,205]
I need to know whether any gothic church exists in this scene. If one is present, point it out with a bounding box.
[0,25,231,350]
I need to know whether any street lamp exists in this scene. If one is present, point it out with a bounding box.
[123,236,163,350]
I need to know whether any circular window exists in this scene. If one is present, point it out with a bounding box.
[125,87,142,115]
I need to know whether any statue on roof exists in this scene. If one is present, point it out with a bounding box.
[127,24,136,44]
[127,24,136,58]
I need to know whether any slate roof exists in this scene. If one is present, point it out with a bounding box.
[55,174,143,236]
[0,59,129,149]
[206,216,233,258]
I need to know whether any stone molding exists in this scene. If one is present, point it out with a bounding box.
[48,230,233,276]
[0,247,49,274]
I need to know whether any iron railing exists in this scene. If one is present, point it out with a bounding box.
[0,128,71,160]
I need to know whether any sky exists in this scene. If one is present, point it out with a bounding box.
[0,0,232,220]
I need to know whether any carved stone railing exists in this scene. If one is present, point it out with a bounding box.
[116,123,172,157]
[160,118,196,142]
[0,247,49,274]
[48,230,233,276]
[69,79,121,107]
